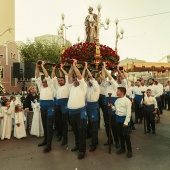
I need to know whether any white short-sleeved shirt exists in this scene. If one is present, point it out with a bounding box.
[67,78,87,109]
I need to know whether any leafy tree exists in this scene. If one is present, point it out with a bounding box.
[19,39,71,64]
[18,39,71,76]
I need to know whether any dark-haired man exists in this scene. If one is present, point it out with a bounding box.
[52,64,69,146]
[36,61,54,153]
[102,62,119,148]
[109,87,132,158]
[84,62,100,152]
[147,78,161,122]
[132,79,145,123]
[68,60,87,160]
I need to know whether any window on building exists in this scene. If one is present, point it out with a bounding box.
[0,54,4,58]
[11,66,15,86]
[11,53,16,59]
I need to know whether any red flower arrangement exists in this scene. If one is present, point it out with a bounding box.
[61,42,120,68]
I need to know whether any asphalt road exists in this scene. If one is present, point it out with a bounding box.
[1,110,170,170]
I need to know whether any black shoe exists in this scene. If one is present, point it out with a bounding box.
[132,126,136,130]
[127,150,132,158]
[146,130,151,133]
[116,148,125,154]
[71,146,79,152]
[78,152,85,159]
[55,133,60,137]
[43,146,51,153]
[61,140,68,146]
[86,134,91,139]
[57,136,62,141]
[104,140,113,146]
[152,131,156,134]
[115,142,120,148]
[89,145,96,152]
[38,141,47,147]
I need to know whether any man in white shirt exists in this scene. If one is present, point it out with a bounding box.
[132,79,145,124]
[68,60,87,160]
[97,76,106,129]
[154,80,163,114]
[102,63,119,148]
[141,80,147,92]
[36,61,54,153]
[52,64,69,146]
[84,62,100,152]
[109,86,132,158]
[117,68,136,131]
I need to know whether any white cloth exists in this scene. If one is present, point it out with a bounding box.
[102,78,119,97]
[15,97,22,106]
[112,96,131,125]
[164,85,170,92]
[14,111,27,139]
[10,100,15,111]
[53,76,69,99]
[147,85,161,97]
[141,85,148,92]
[141,96,158,108]
[36,76,54,100]
[120,79,131,96]
[30,101,44,137]
[129,86,134,98]
[68,78,87,109]
[10,101,15,127]
[99,83,105,95]
[86,79,100,102]
[132,85,146,98]
[119,79,127,87]
[0,106,12,140]
[158,83,163,95]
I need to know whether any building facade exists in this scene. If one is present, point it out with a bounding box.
[0,41,23,94]
[159,55,170,63]
[0,0,15,45]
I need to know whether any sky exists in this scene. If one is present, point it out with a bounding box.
[15,0,170,62]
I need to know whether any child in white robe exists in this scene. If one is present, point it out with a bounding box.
[14,104,27,139]
[30,100,44,137]
[0,99,13,140]
[10,96,16,132]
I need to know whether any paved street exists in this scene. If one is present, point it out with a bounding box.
[1,110,170,170]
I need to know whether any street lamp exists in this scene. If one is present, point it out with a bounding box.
[96,4,110,40]
[115,18,124,54]
[64,25,72,46]
[58,13,72,54]
[95,4,110,68]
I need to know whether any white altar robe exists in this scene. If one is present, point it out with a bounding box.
[0,106,13,140]
[30,101,44,137]
[14,111,27,139]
